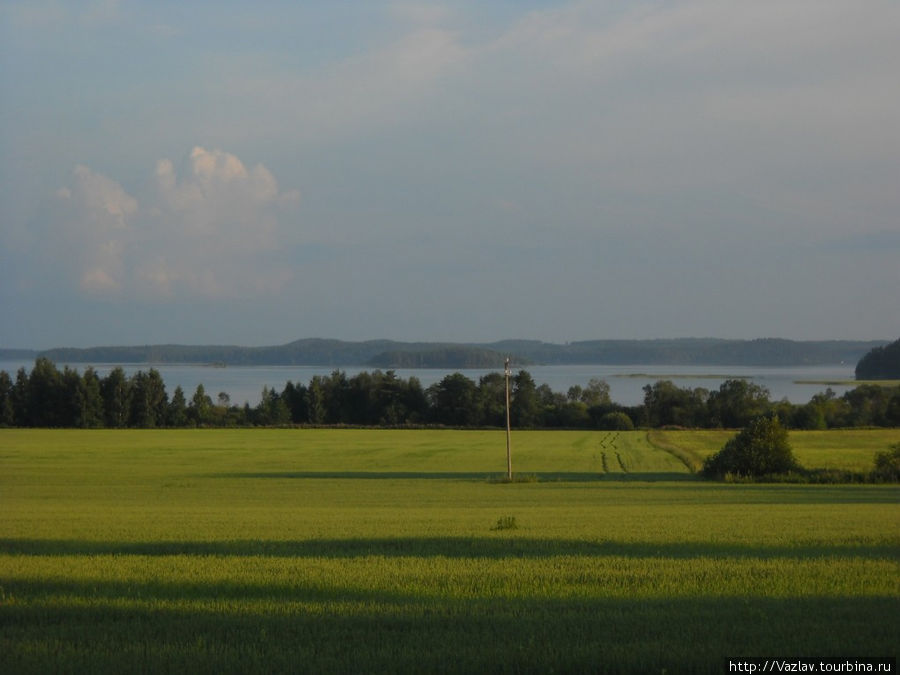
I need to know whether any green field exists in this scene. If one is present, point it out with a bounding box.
[1,429,898,673]
[651,428,900,473]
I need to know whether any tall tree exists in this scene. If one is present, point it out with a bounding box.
[511,370,540,427]
[101,367,132,428]
[128,370,168,427]
[59,366,85,427]
[281,381,309,424]
[78,368,104,428]
[145,369,169,426]
[188,384,212,426]
[167,386,188,427]
[0,371,14,426]
[478,372,507,427]
[402,376,428,424]
[307,376,327,424]
[346,370,378,424]
[579,378,611,407]
[642,380,709,428]
[28,358,63,427]
[427,373,479,426]
[841,384,896,427]
[256,386,291,425]
[707,379,770,428]
[11,368,30,426]
[322,370,350,424]
[129,371,152,427]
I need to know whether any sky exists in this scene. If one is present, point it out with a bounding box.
[1,0,898,349]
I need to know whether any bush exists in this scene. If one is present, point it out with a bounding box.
[487,474,538,484]
[872,443,900,482]
[491,516,518,531]
[597,411,635,431]
[702,415,799,479]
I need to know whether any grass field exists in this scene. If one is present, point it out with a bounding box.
[650,428,900,473]
[1,429,898,673]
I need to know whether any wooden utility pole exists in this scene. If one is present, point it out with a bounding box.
[505,357,512,480]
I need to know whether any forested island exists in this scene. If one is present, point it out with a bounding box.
[2,358,898,430]
[856,337,900,380]
[0,337,887,368]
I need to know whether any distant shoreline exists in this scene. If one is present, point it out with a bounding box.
[0,337,888,370]
[794,379,900,386]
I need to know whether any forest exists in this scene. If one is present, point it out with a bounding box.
[856,337,900,379]
[2,337,885,368]
[1,358,898,430]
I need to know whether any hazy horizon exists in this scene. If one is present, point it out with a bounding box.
[2,2,898,349]
[2,335,891,354]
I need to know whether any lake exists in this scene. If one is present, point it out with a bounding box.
[0,360,860,407]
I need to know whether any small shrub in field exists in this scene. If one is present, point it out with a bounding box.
[802,469,868,484]
[487,474,538,484]
[491,516,518,531]
[702,415,799,479]
[597,411,635,431]
[872,443,900,482]
[512,473,538,483]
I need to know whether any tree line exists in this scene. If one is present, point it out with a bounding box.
[13,337,885,369]
[1,358,898,429]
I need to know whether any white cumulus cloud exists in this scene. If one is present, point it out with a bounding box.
[155,147,284,239]
[42,147,300,300]
[44,164,138,294]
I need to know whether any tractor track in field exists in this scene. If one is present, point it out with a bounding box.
[599,432,627,474]
[645,430,703,473]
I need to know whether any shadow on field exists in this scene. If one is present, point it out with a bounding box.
[2,536,896,560]
[1,590,896,674]
[206,471,699,482]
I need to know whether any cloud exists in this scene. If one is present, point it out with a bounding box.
[81,261,121,294]
[42,147,299,300]
[4,1,898,346]
[204,1,896,242]
[433,0,900,241]
[44,164,137,294]
[69,164,137,228]
[155,147,283,238]
[215,23,468,144]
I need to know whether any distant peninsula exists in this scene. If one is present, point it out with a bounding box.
[855,338,900,380]
[0,337,887,369]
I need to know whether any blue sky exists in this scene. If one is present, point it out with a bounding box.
[1,1,898,349]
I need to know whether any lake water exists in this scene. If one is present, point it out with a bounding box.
[0,360,859,407]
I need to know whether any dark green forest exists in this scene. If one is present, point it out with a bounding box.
[856,337,900,380]
[2,358,898,430]
[1,337,885,368]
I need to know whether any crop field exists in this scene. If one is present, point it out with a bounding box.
[1,429,898,673]
[650,428,900,473]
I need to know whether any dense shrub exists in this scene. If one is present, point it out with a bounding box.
[596,411,635,431]
[872,443,900,482]
[702,415,799,479]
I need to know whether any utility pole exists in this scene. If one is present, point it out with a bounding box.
[505,357,512,480]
